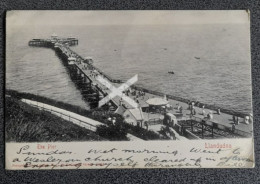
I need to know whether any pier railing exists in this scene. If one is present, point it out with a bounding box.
[67,47,123,84]
[189,116,251,138]
[90,65,123,83]
[173,124,201,139]
[24,99,97,132]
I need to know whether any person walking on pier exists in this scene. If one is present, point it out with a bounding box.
[233,115,236,124]
[119,98,123,106]
[177,104,181,111]
[190,105,193,116]
[217,108,221,115]
[231,124,236,133]
[207,111,213,120]
[244,116,250,125]
[191,101,195,110]
[236,116,240,125]
[190,103,196,116]
[192,108,196,115]
[144,121,149,130]
[179,106,183,114]
[201,105,206,116]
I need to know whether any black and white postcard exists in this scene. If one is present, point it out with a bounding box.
[5,10,254,169]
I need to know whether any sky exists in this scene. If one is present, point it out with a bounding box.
[7,10,249,26]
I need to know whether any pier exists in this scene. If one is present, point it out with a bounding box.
[28,35,253,140]
[28,34,78,47]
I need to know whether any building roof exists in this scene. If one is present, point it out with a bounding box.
[115,105,127,115]
[126,108,144,121]
[146,97,169,106]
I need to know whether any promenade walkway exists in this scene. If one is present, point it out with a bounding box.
[136,92,253,134]
[21,98,143,141]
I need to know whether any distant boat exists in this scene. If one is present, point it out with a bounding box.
[168,71,175,74]
[195,57,200,60]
